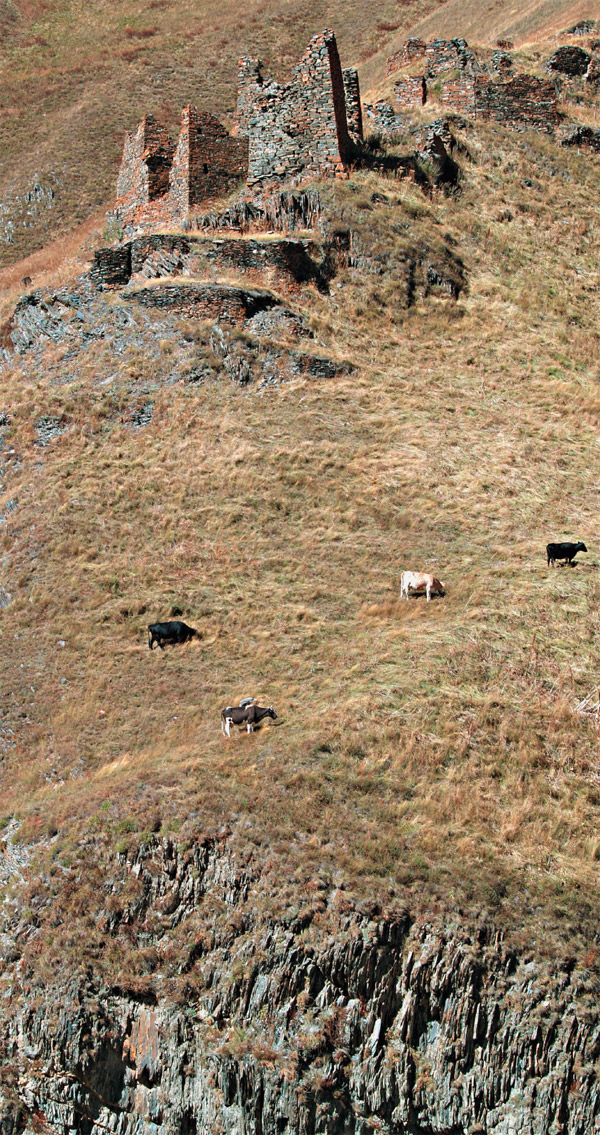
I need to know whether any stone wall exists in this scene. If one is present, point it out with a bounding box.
[168,108,248,214]
[394,76,426,109]
[114,107,248,232]
[129,282,281,325]
[342,67,363,141]
[547,45,591,75]
[386,38,426,75]
[474,74,559,132]
[363,101,406,141]
[115,115,176,227]
[438,74,477,115]
[237,29,354,187]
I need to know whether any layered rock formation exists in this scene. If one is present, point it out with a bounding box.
[1,836,598,1135]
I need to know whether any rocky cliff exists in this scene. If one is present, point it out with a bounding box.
[1,836,598,1135]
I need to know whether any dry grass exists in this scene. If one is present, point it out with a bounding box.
[2,118,600,971]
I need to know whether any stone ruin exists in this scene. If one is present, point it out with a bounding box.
[114,108,248,232]
[237,29,360,186]
[113,29,362,234]
[384,36,560,132]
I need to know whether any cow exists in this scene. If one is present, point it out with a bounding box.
[546,541,587,567]
[221,703,278,737]
[148,620,199,650]
[400,571,445,602]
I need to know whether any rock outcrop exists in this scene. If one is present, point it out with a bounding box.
[1,835,599,1135]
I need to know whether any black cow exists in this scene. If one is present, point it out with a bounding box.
[148,620,199,650]
[546,541,587,567]
[221,703,277,736]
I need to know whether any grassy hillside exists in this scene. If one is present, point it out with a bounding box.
[2,98,600,987]
[2,0,596,269]
[0,0,444,268]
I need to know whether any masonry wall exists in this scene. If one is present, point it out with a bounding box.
[394,76,426,109]
[438,75,477,114]
[169,107,248,214]
[386,38,426,75]
[237,29,352,187]
[114,108,248,232]
[115,115,176,227]
[343,68,363,140]
[474,74,559,132]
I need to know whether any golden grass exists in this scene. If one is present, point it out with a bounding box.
[2,118,600,976]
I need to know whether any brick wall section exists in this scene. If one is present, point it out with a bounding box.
[386,38,426,75]
[342,68,363,140]
[129,282,280,325]
[237,29,352,187]
[394,76,427,108]
[169,107,248,213]
[115,115,176,225]
[115,108,248,231]
[425,38,476,77]
[438,75,477,114]
[474,75,559,132]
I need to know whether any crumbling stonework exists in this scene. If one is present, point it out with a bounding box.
[547,45,591,76]
[114,107,248,233]
[425,37,477,78]
[438,75,477,115]
[386,38,426,75]
[129,281,281,325]
[237,29,355,187]
[559,122,600,151]
[474,74,559,132]
[387,37,477,80]
[115,115,176,227]
[394,76,427,109]
[363,101,406,142]
[491,50,514,76]
[342,68,363,141]
[168,108,248,214]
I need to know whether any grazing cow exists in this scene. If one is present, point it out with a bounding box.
[221,703,277,737]
[546,541,587,567]
[400,571,445,602]
[148,620,199,650]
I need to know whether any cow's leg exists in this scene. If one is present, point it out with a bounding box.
[158,639,165,650]
[224,718,231,737]
[426,584,431,601]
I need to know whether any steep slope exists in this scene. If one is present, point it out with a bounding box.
[2,10,600,1134]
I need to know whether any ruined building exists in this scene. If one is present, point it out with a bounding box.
[113,29,361,234]
[384,37,559,131]
[237,29,361,187]
[114,108,248,233]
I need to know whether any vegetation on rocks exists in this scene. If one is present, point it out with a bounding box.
[1,3,600,1131]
